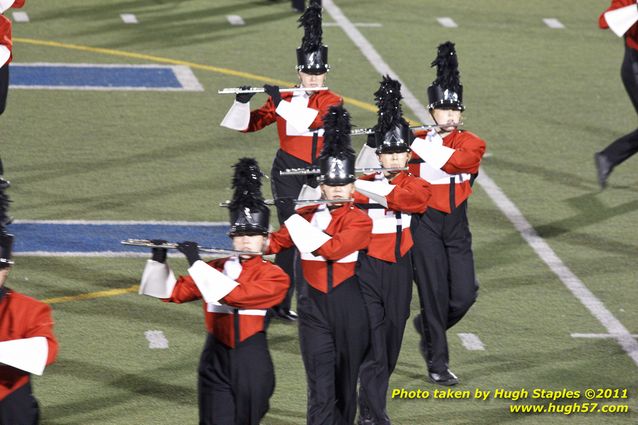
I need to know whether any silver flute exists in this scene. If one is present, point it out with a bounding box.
[218,87,328,95]
[218,198,355,207]
[279,167,408,176]
[121,239,261,256]
[350,122,463,136]
[293,198,354,205]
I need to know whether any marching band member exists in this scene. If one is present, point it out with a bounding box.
[353,76,430,425]
[221,1,342,320]
[138,158,290,425]
[0,162,58,425]
[0,0,25,116]
[268,105,372,425]
[409,42,486,386]
[595,0,638,189]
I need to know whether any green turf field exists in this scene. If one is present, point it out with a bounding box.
[2,0,638,423]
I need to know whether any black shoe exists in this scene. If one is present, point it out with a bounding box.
[358,416,376,425]
[357,411,389,425]
[274,307,298,321]
[594,152,612,190]
[428,369,459,386]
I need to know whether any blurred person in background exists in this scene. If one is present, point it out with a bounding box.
[0,0,26,115]
[595,0,638,189]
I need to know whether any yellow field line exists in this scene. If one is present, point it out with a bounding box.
[14,37,380,114]
[43,285,139,304]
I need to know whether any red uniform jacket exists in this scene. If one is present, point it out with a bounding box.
[354,172,430,263]
[0,0,25,65]
[0,288,58,401]
[599,0,638,50]
[409,129,486,213]
[269,204,372,292]
[164,256,289,348]
[0,17,11,65]
[245,90,343,163]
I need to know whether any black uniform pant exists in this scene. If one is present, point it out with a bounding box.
[0,382,39,425]
[411,201,478,373]
[271,149,318,311]
[198,333,274,425]
[357,253,412,424]
[0,64,8,116]
[298,276,369,425]
[601,45,638,168]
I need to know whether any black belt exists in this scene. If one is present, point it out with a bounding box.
[311,131,319,164]
[394,211,402,260]
[233,309,240,346]
[449,177,456,212]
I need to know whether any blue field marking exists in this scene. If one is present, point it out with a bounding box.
[9,63,204,91]
[9,221,231,255]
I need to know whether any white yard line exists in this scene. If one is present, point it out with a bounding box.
[322,0,431,124]
[543,18,565,29]
[12,11,29,22]
[172,65,205,91]
[458,333,485,350]
[478,173,638,367]
[322,0,638,368]
[436,17,458,28]
[226,15,245,26]
[572,333,638,339]
[120,13,138,24]
[145,330,169,349]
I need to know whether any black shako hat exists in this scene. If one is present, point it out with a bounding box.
[319,105,356,185]
[371,75,411,154]
[427,41,465,111]
[228,158,269,237]
[296,1,329,75]
[0,158,14,268]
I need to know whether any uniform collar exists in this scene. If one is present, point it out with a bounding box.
[238,255,264,268]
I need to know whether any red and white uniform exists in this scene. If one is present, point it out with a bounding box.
[163,256,289,348]
[409,129,485,213]
[0,0,25,66]
[353,171,430,262]
[268,203,372,424]
[599,0,638,50]
[0,17,11,67]
[0,288,58,401]
[268,203,372,292]
[245,90,343,163]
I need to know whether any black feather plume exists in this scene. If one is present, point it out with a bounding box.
[374,75,408,135]
[320,105,355,159]
[229,158,266,210]
[298,1,323,53]
[430,41,461,93]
